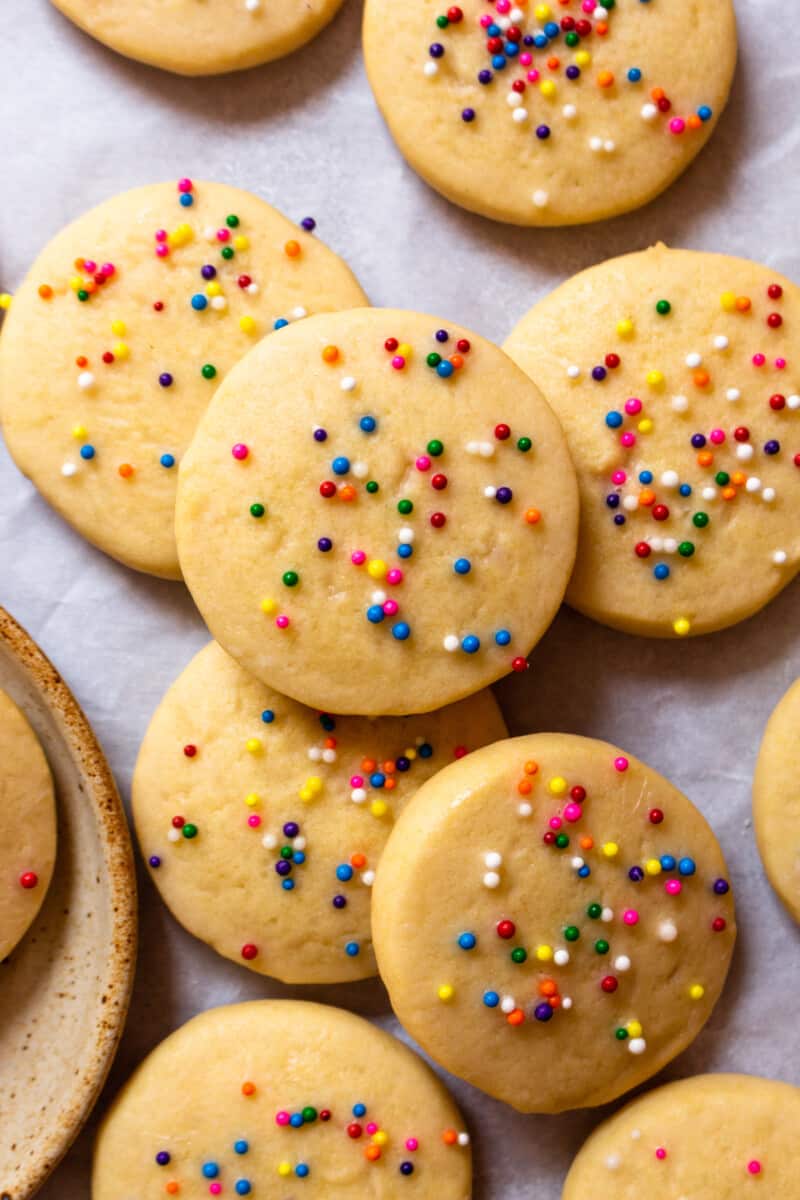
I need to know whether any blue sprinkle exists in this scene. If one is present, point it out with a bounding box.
[698,105,713,121]
[628,67,642,82]
[290,1113,304,1128]
[533,33,548,48]
[293,851,306,865]
[679,857,696,876]
[360,415,377,433]
[261,709,275,723]
[79,444,95,460]
[160,453,175,468]
[653,563,670,581]
[483,990,500,1008]
[660,855,676,871]
[392,621,411,640]
[234,1141,249,1155]
[462,635,480,654]
[353,1103,367,1117]
[191,293,208,311]
[235,1182,252,1196]
[366,605,385,624]
[495,629,511,646]
[295,1165,310,1179]
[454,557,471,575]
[345,941,360,957]
[458,932,477,950]
[281,878,294,890]
[605,411,623,429]
[332,455,350,475]
[202,1163,219,1179]
[639,470,653,484]
[370,772,386,788]
[492,54,507,69]
[436,360,455,378]
[274,317,289,330]
[179,192,194,207]
[543,21,559,36]
[487,23,500,35]
[418,743,433,758]
[679,483,692,497]
[505,41,519,57]
[578,865,591,877]
[397,543,413,558]
[336,864,354,882]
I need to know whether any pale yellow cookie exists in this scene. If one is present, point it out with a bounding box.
[363,0,736,227]
[133,640,506,983]
[372,733,736,1114]
[0,180,366,579]
[505,246,800,637]
[92,1000,472,1199]
[753,678,800,924]
[51,0,344,76]
[563,1074,800,1199]
[0,688,56,961]
[176,307,579,715]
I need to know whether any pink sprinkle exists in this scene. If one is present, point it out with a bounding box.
[155,244,169,258]
[563,803,582,823]
[496,0,510,12]
[209,1185,221,1196]
[231,443,249,460]
[665,879,682,896]
[625,397,642,415]
[391,355,406,370]
[620,432,636,448]
[383,599,399,616]
[709,428,725,444]
[351,550,366,565]
[480,14,492,28]
[520,52,532,66]
[83,260,97,274]
[775,357,786,369]
[582,0,596,12]
[217,228,231,242]
[623,909,639,926]
[155,229,168,241]
[100,262,115,276]
[612,470,627,485]
[614,756,629,772]
[747,1160,762,1175]
[416,455,431,471]
[366,1122,378,1135]
[405,1138,419,1152]
[178,177,193,192]
[669,118,686,135]
[247,814,261,828]
[655,1147,667,1161]
[276,1110,290,1126]
[275,615,290,629]
[753,353,766,367]
[549,816,563,831]
[387,568,404,585]
[527,69,540,82]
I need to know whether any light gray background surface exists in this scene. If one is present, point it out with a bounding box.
[1,1,799,1195]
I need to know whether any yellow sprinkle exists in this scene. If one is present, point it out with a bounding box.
[299,788,312,803]
[69,276,82,292]
[720,291,737,312]
[398,343,413,359]
[689,984,705,1001]
[113,341,129,359]
[370,799,388,818]
[71,424,87,439]
[602,841,619,858]
[372,1130,389,1146]
[548,776,567,796]
[233,235,250,251]
[277,1162,292,1177]
[206,280,222,297]
[616,318,634,337]
[110,319,126,336]
[646,370,664,388]
[637,418,653,434]
[645,858,661,876]
[540,80,556,98]
[574,50,591,68]
[438,984,455,1002]
[367,559,388,580]
[536,945,553,962]
[0,293,12,310]
[239,316,257,334]
[246,738,262,755]
[245,792,260,808]
[626,1020,643,1038]
[260,597,277,615]
[404,748,417,761]
[534,4,551,20]
[673,617,691,637]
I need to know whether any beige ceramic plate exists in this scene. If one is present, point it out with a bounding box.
[0,608,136,1200]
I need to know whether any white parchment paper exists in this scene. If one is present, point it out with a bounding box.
[1,2,799,1195]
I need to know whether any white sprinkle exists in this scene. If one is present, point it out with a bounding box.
[246,283,259,296]
[631,1129,642,1141]
[562,996,573,1010]
[211,296,227,311]
[562,104,577,120]
[736,443,754,461]
[361,870,376,887]
[658,920,678,943]
[484,486,497,499]
[245,0,260,10]
[518,802,533,817]
[671,394,689,413]
[478,442,494,458]
[701,486,717,501]
[567,364,581,379]
[623,495,639,512]
[291,306,307,320]
[512,108,529,124]
[713,335,729,350]
[745,477,761,493]
[628,1038,647,1056]
[457,1133,470,1148]
[61,462,77,477]
[594,5,609,17]
[589,136,603,152]
[571,856,584,870]
[606,1154,621,1170]
[500,994,516,1014]
[371,590,387,605]
[604,140,616,153]
[340,376,357,391]
[204,226,217,242]
[167,828,181,843]
[443,634,459,652]
[293,836,306,851]
[554,949,570,966]
[262,833,277,850]
[465,441,479,455]
[484,851,502,869]
[397,528,415,545]
[773,550,788,565]
[351,788,367,804]
[308,746,322,762]
[762,487,776,502]
[424,61,438,78]
[601,907,614,923]
[661,470,679,488]
[664,538,678,554]
[650,537,664,553]
[77,371,95,390]
[352,461,368,479]
[507,91,523,108]
[496,15,511,30]
[510,7,524,20]
[641,103,658,121]
[614,955,631,972]
[787,394,800,410]
[726,387,741,402]
[322,748,336,764]
[685,352,702,368]
[532,189,549,208]
[483,871,500,889]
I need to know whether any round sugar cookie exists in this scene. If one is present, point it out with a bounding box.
[176,308,579,715]
[0,688,56,961]
[50,0,344,76]
[372,733,736,1114]
[363,0,736,227]
[92,1000,472,1199]
[0,180,366,579]
[753,678,800,923]
[563,1074,800,1199]
[133,640,507,983]
[505,246,800,638]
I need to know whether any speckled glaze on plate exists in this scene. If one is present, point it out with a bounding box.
[0,608,136,1200]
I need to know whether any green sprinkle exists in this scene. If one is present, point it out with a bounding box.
[221,246,234,260]
[302,1107,317,1123]
[564,925,580,942]
[226,214,240,228]
[398,499,413,515]
[182,823,198,839]
[565,30,579,46]
[201,363,217,380]
[516,436,532,452]
[586,903,602,919]
[615,1027,629,1040]
[427,439,444,456]
[366,480,379,494]
[715,471,730,486]
[594,939,610,955]
[692,512,710,529]
[678,541,695,557]
[656,299,672,315]
[249,503,266,518]
[436,14,449,28]
[511,947,527,964]
[282,570,299,587]
[77,289,89,302]
[555,833,570,849]
[426,352,442,368]
[280,845,293,859]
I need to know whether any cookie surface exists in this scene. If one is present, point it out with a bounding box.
[51,0,344,76]
[0,180,366,578]
[363,0,736,227]
[176,308,578,715]
[753,678,800,923]
[133,640,506,983]
[372,733,735,1113]
[0,688,56,961]
[92,1000,472,1199]
[563,1073,800,1198]
[505,246,800,637]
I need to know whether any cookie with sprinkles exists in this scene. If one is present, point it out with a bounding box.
[92,1000,472,1199]
[505,245,800,637]
[0,180,366,579]
[175,308,578,715]
[753,678,800,924]
[0,687,56,961]
[49,0,345,75]
[563,1073,800,1197]
[372,732,736,1113]
[133,640,506,982]
[363,0,736,227]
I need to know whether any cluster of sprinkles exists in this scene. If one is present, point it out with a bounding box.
[435,752,732,1053]
[240,327,542,672]
[424,1,715,211]
[147,708,474,963]
[603,1127,765,1179]
[556,281,800,634]
[152,1088,468,1192]
[36,179,319,482]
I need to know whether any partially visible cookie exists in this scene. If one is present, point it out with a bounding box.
[505,246,800,637]
[50,0,344,76]
[753,678,800,923]
[0,688,56,961]
[372,733,736,1113]
[363,0,736,226]
[0,180,366,578]
[93,1001,472,1200]
[176,307,579,715]
[563,1074,800,1199]
[133,640,506,983]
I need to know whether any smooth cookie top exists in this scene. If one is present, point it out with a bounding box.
[372,733,735,1113]
[0,180,366,578]
[0,688,56,961]
[563,1074,800,1198]
[92,1001,472,1200]
[363,0,736,226]
[505,246,800,637]
[51,0,344,76]
[176,308,578,715]
[133,640,506,983]
[753,677,800,924]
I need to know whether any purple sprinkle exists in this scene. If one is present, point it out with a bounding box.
[275,859,292,877]
[435,329,449,343]
[283,821,300,838]
[713,878,730,895]
[592,366,607,382]
[149,855,161,869]
[201,264,216,280]
[462,108,476,122]
[536,124,551,140]
[159,372,173,387]
[332,894,347,909]
[300,217,316,232]
[317,537,333,552]
[313,428,328,442]
[495,486,513,504]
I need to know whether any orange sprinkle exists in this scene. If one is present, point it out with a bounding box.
[507,1008,525,1026]
[524,760,539,776]
[321,345,340,364]
[687,114,702,130]
[166,1183,180,1195]
[693,369,711,388]
[76,355,88,367]
[596,19,608,34]
[384,777,397,790]
[547,55,560,70]
[73,257,85,271]
[539,979,557,997]
[518,779,533,795]
[549,994,562,1009]
[350,852,367,869]
[731,471,746,486]
[597,69,614,88]
[362,758,377,773]
[735,296,752,312]
[83,278,97,294]
[524,507,541,524]
[580,835,594,851]
[241,1081,256,1096]
[365,1145,382,1162]
[697,450,714,467]
[639,488,656,507]
[284,239,301,258]
[442,1129,458,1146]
[449,353,464,370]
[339,484,357,501]
[651,87,665,102]
[38,284,53,299]
[722,486,737,501]
[118,463,134,479]
[382,760,396,774]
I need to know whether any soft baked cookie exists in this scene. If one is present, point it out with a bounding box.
[363,0,736,227]
[50,0,344,76]
[562,1073,800,1198]
[133,640,506,983]
[176,308,579,715]
[753,678,800,924]
[93,1000,472,1199]
[372,733,735,1114]
[0,180,366,579]
[505,246,800,637]
[0,688,56,961]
